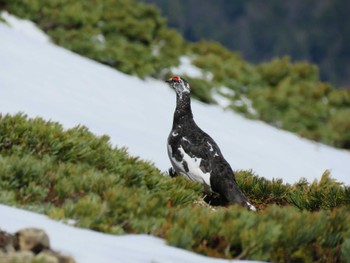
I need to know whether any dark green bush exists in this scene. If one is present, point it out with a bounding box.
[0,113,349,262]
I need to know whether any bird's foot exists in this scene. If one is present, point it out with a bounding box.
[203,192,229,206]
[167,167,179,177]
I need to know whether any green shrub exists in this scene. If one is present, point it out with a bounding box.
[342,238,350,263]
[0,114,349,261]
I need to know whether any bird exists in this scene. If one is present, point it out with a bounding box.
[166,75,256,211]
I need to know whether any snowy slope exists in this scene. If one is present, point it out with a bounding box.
[0,12,349,263]
[0,204,260,263]
[1,13,349,185]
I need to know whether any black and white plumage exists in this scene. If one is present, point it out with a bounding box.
[166,76,256,211]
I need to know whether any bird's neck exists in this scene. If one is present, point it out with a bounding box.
[173,93,194,126]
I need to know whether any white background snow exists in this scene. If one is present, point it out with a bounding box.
[0,12,349,262]
[1,204,251,263]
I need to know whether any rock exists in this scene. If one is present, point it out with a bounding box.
[1,250,35,263]
[15,228,50,253]
[56,254,77,263]
[0,230,15,253]
[38,250,76,263]
[36,251,59,263]
[0,228,76,263]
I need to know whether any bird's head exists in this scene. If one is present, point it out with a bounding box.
[166,76,190,98]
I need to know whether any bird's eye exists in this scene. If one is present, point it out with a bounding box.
[172,76,180,82]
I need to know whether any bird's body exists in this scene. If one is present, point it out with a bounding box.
[166,76,255,211]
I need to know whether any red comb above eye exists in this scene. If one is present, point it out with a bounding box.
[172,76,180,82]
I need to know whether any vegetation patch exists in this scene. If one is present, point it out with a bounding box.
[0,114,350,262]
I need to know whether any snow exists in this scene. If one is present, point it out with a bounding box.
[213,87,257,115]
[0,12,350,262]
[212,92,232,108]
[0,204,258,263]
[171,56,203,78]
[171,56,213,81]
[0,11,50,43]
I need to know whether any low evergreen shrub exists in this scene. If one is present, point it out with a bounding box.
[0,114,349,262]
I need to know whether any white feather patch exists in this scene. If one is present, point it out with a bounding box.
[247,201,256,211]
[207,142,219,157]
[167,144,211,190]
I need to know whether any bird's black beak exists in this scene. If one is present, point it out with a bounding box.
[165,79,172,83]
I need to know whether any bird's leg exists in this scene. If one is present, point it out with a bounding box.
[168,167,179,177]
[203,192,228,206]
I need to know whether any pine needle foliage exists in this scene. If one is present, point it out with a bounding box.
[0,114,350,262]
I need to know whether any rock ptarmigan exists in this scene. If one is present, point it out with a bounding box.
[166,76,256,211]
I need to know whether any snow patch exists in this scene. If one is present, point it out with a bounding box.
[91,33,106,49]
[171,56,213,81]
[212,93,232,108]
[219,86,236,96]
[0,204,258,263]
[1,11,50,43]
[233,95,257,116]
[212,86,236,108]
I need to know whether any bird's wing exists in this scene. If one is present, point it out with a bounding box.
[178,128,224,173]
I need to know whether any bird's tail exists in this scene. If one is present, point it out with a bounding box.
[225,180,256,211]
[245,200,256,211]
